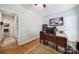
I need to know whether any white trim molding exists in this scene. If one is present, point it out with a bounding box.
[18,36,39,46]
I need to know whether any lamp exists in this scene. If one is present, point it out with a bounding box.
[34,4,46,8]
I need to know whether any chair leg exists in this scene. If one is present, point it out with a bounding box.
[56,45,58,51]
[40,39,41,43]
[43,40,45,44]
[64,46,67,54]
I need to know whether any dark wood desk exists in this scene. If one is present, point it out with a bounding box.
[40,31,67,53]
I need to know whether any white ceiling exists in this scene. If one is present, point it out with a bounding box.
[21,4,78,16]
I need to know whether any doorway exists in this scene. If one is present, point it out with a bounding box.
[0,10,18,49]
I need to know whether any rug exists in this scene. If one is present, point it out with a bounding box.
[25,44,60,54]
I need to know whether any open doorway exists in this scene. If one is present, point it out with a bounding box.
[0,10,18,49]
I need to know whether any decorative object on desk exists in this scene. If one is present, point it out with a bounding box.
[59,30,64,34]
[46,27,58,35]
[42,24,48,31]
[49,17,63,26]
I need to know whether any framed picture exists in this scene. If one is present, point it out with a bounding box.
[4,23,9,27]
[4,29,9,32]
[49,17,63,26]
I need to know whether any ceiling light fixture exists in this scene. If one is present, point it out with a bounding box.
[34,4,46,8]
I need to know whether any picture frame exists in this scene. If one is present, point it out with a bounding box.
[49,17,63,26]
[4,23,9,27]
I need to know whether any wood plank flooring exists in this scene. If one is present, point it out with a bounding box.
[0,38,39,54]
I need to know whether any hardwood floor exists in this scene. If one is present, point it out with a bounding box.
[0,38,39,54]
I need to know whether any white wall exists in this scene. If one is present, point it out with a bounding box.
[75,6,79,42]
[44,8,78,42]
[0,4,44,45]
[0,11,2,35]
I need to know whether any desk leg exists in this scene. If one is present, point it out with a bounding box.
[43,40,45,44]
[64,46,67,54]
[56,45,58,51]
[40,39,41,43]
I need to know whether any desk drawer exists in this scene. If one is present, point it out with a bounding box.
[44,35,56,41]
[56,37,67,47]
[56,37,67,43]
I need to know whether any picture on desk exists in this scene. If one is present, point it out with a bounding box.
[49,17,63,26]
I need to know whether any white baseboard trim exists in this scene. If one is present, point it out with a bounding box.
[18,36,39,46]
